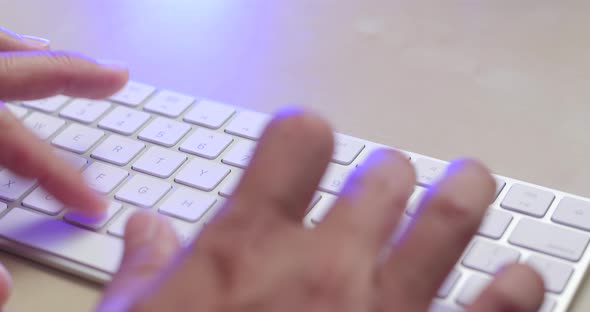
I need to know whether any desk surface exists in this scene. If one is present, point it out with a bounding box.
[2,0,590,310]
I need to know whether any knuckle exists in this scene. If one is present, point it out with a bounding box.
[45,50,80,67]
[44,51,89,79]
[198,228,252,283]
[0,53,18,75]
[305,248,360,300]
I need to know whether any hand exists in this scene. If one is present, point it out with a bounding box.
[0,27,128,304]
[98,110,545,312]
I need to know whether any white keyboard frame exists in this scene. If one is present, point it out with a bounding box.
[0,84,588,312]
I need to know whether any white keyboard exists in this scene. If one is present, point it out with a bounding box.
[1,81,589,312]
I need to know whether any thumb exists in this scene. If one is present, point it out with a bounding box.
[97,211,180,312]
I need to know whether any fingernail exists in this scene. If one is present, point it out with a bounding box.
[20,34,50,48]
[95,59,128,70]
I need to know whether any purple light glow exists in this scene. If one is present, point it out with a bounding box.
[65,1,281,113]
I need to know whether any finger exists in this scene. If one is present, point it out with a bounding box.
[0,50,128,101]
[0,262,12,306]
[0,27,50,51]
[97,211,180,312]
[0,108,105,214]
[468,264,545,312]
[219,108,333,228]
[317,149,415,258]
[379,159,495,311]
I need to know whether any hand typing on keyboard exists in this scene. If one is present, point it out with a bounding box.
[95,112,545,312]
[0,28,127,301]
[0,27,547,312]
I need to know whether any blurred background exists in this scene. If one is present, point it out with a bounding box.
[2,0,590,310]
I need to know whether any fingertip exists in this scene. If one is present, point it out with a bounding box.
[124,211,161,251]
[124,211,179,254]
[89,192,109,214]
[446,158,496,198]
[432,158,497,220]
[66,187,108,218]
[95,59,129,71]
[470,263,545,312]
[80,59,130,100]
[100,213,178,312]
[498,263,546,306]
[266,107,335,159]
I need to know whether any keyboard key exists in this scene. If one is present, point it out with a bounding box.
[494,178,506,200]
[221,140,256,169]
[456,275,490,306]
[477,209,512,239]
[414,158,447,187]
[429,302,461,312]
[175,158,231,191]
[159,187,216,222]
[109,81,155,107]
[332,134,365,165]
[218,170,243,198]
[52,123,105,154]
[0,170,36,202]
[184,99,235,129]
[509,218,590,262]
[107,207,137,237]
[305,194,337,227]
[115,174,171,207]
[539,298,557,312]
[91,135,145,166]
[224,110,270,140]
[54,149,88,170]
[59,99,111,123]
[462,239,520,274]
[527,255,573,294]
[309,193,322,210]
[82,162,129,194]
[98,106,151,135]
[163,215,203,244]
[143,90,194,117]
[437,270,461,298]
[180,128,233,159]
[552,197,590,231]
[23,112,65,140]
[319,164,353,195]
[64,201,122,230]
[132,146,186,178]
[406,186,427,216]
[138,117,191,147]
[22,95,70,113]
[22,187,64,215]
[0,208,123,274]
[0,202,6,213]
[391,215,412,243]
[501,184,555,217]
[6,103,28,119]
